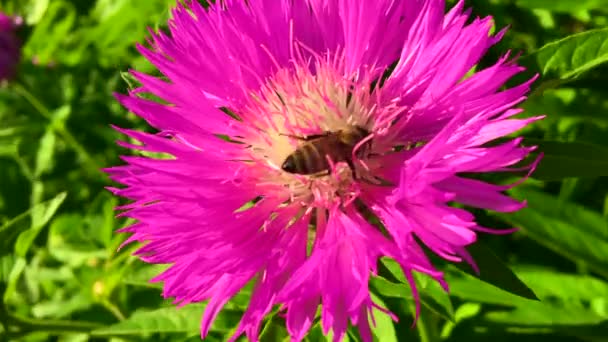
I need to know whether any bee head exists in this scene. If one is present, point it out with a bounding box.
[281,155,297,173]
[354,125,369,137]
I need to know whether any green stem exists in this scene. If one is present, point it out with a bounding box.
[100,299,126,321]
[415,305,439,342]
[9,314,102,332]
[0,295,9,330]
[13,154,34,182]
[12,83,102,175]
[106,243,138,270]
[3,284,97,336]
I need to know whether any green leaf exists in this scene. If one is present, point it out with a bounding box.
[445,267,608,325]
[92,194,118,248]
[0,126,23,156]
[515,269,608,303]
[371,277,413,298]
[304,322,328,342]
[23,0,51,24]
[533,27,608,79]
[3,257,26,302]
[34,130,56,177]
[0,192,67,257]
[525,140,608,180]
[446,267,537,307]
[92,305,203,336]
[512,187,607,241]
[373,260,455,322]
[370,276,455,322]
[47,214,101,264]
[500,187,608,279]
[484,302,607,326]
[122,264,169,288]
[414,273,455,322]
[32,292,93,319]
[23,1,77,64]
[0,255,16,282]
[120,71,141,91]
[454,243,539,301]
[14,192,68,257]
[516,0,608,12]
[370,293,398,342]
[440,303,482,339]
[484,309,608,341]
[447,272,608,337]
[32,106,70,179]
[377,243,535,306]
[92,304,240,336]
[87,0,176,67]
[259,311,289,342]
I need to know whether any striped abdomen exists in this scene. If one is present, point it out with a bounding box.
[281,127,371,175]
[282,137,346,175]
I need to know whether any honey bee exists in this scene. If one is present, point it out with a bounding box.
[281,125,372,177]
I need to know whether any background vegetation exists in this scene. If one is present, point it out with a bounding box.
[0,0,607,341]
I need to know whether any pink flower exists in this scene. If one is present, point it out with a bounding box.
[0,12,21,81]
[106,0,542,340]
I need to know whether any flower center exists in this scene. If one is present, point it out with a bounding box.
[227,61,399,210]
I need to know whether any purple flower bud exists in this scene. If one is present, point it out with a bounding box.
[0,13,21,81]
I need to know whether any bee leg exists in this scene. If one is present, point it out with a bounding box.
[310,170,330,178]
[345,157,359,180]
[307,170,330,192]
[350,161,394,187]
[356,175,395,187]
[372,176,395,187]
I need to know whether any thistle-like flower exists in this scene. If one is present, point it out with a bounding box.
[106,0,542,340]
[0,12,21,81]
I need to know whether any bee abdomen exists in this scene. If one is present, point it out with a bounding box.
[282,142,329,175]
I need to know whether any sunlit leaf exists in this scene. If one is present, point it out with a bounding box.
[0,255,16,282]
[515,269,608,303]
[370,293,398,342]
[484,302,607,326]
[0,192,67,258]
[259,311,289,342]
[525,140,608,180]
[516,0,608,12]
[500,187,608,279]
[446,266,538,307]
[23,1,77,64]
[14,192,67,257]
[3,257,26,302]
[92,304,240,336]
[534,27,608,79]
[440,303,482,339]
[22,0,51,24]
[122,264,169,289]
[92,305,203,336]
[34,130,56,177]
[0,126,22,156]
[374,260,455,322]
[32,292,93,319]
[455,243,539,301]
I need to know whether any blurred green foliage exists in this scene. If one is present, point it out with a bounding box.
[0,0,607,341]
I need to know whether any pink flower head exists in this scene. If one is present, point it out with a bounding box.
[106,0,542,340]
[0,12,21,81]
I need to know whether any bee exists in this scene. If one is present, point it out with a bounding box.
[281,125,372,177]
